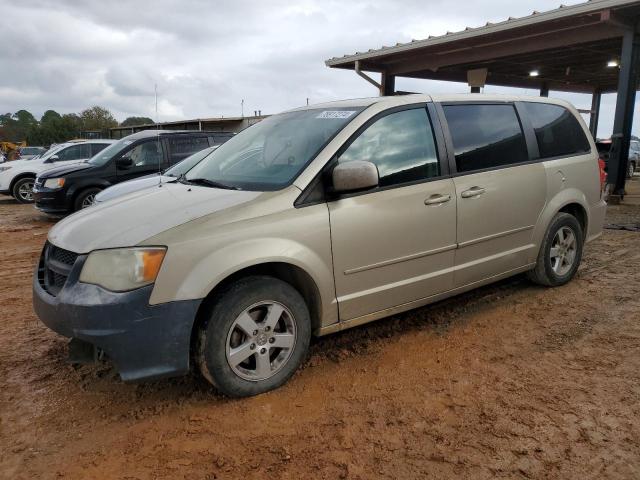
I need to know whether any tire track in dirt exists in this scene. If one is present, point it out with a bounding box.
[1,195,640,479]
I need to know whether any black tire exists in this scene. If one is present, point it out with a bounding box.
[73,187,101,211]
[196,276,311,397]
[12,177,35,204]
[628,161,636,179]
[527,212,583,287]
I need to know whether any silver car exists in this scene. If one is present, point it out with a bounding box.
[34,94,606,397]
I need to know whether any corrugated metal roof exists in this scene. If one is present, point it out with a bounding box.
[110,116,269,131]
[325,0,639,66]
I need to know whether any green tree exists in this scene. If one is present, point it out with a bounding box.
[26,111,83,146]
[80,106,118,131]
[121,116,154,127]
[0,110,37,141]
[29,110,64,145]
[41,110,62,124]
[60,113,83,137]
[13,109,37,126]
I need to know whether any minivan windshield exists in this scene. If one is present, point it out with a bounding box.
[185,107,364,191]
[87,139,134,166]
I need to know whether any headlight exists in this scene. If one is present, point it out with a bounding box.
[44,178,65,189]
[79,247,166,292]
[0,166,12,172]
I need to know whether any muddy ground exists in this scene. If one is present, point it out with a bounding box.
[1,182,640,480]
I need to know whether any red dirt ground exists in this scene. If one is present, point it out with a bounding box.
[1,184,640,479]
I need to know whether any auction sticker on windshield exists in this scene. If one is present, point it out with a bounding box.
[316,111,356,119]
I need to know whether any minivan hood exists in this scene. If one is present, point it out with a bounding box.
[48,182,262,253]
[37,162,94,178]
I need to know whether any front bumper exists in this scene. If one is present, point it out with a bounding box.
[0,175,11,193]
[33,186,71,214]
[32,251,202,382]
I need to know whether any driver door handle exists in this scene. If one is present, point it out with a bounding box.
[424,194,451,205]
[461,186,486,198]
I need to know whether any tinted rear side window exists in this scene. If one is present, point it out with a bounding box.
[91,143,110,156]
[443,104,529,173]
[168,136,210,164]
[523,102,590,158]
[209,134,233,145]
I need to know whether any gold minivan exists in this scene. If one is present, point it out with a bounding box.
[34,94,606,397]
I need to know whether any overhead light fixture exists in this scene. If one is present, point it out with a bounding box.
[607,59,619,68]
[529,70,540,77]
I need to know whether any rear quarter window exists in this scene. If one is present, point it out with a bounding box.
[522,102,591,159]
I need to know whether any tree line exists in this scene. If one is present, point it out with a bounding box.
[0,106,154,146]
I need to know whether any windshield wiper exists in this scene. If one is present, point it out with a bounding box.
[179,176,240,190]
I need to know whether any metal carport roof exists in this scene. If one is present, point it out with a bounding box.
[326,0,640,199]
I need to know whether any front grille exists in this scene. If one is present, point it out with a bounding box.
[38,242,79,296]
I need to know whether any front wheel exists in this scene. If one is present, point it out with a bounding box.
[196,276,311,397]
[628,161,636,179]
[12,177,35,203]
[527,212,583,287]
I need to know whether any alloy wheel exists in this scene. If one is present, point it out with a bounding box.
[17,181,34,202]
[81,194,96,209]
[225,301,297,381]
[550,226,577,276]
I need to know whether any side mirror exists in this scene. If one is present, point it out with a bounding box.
[332,160,379,193]
[47,155,59,163]
[116,157,134,169]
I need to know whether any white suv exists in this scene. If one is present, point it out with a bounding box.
[0,140,114,203]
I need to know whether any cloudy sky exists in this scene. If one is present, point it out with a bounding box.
[1,0,637,137]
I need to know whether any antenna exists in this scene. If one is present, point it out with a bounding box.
[241,99,244,118]
[155,83,162,187]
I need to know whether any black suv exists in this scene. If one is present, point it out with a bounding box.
[34,130,233,214]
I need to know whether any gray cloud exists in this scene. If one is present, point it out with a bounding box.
[0,0,636,138]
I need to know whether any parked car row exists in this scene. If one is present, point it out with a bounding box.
[32,94,607,397]
[0,130,234,210]
[0,140,114,203]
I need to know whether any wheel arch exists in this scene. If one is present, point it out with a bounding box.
[9,171,37,193]
[557,202,588,240]
[189,261,325,357]
[531,189,591,263]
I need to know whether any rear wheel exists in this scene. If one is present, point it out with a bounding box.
[196,276,311,397]
[628,161,636,179]
[527,212,583,287]
[74,187,101,211]
[12,177,35,204]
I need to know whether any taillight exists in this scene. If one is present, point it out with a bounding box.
[598,157,606,195]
